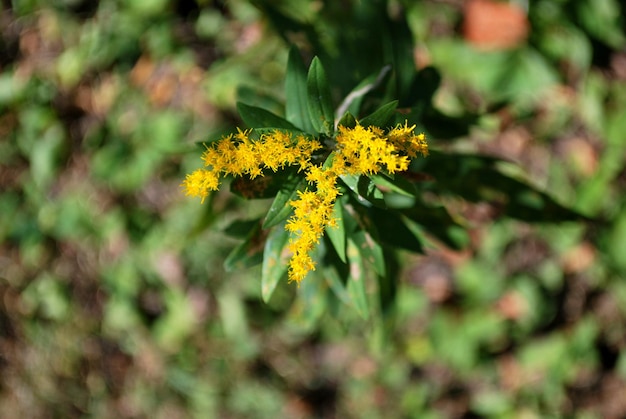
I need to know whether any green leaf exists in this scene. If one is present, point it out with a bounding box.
[377,249,399,315]
[337,111,357,129]
[325,200,346,263]
[340,174,385,208]
[406,66,441,109]
[263,174,304,228]
[336,65,392,118]
[369,207,423,253]
[285,46,315,133]
[323,264,352,306]
[237,102,299,130]
[401,203,469,250]
[230,167,307,200]
[357,176,386,208]
[261,223,290,303]
[346,239,369,318]
[307,57,334,134]
[290,261,328,330]
[223,218,260,238]
[351,227,386,277]
[370,173,418,197]
[224,222,265,271]
[420,152,590,222]
[359,100,398,128]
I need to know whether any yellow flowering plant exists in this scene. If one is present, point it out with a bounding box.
[183,48,583,318]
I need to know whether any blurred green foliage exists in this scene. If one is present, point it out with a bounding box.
[1,0,626,417]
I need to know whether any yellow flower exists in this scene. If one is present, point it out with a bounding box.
[182,169,220,202]
[183,122,427,284]
[183,129,321,199]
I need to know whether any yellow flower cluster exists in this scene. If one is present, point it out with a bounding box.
[333,123,428,175]
[183,122,427,283]
[286,165,340,281]
[284,122,427,282]
[182,129,321,202]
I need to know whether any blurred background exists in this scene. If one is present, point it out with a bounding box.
[1,0,626,417]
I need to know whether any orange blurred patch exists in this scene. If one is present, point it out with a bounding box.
[463,0,529,50]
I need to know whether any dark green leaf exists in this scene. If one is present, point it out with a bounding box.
[261,223,290,303]
[377,249,399,315]
[419,108,479,140]
[263,174,304,228]
[237,85,285,117]
[405,66,441,108]
[223,218,261,239]
[370,173,418,197]
[237,102,299,130]
[357,176,386,208]
[285,46,315,133]
[337,65,392,118]
[307,57,334,134]
[224,222,265,271]
[386,12,418,107]
[369,206,423,253]
[401,203,469,250]
[337,111,357,129]
[359,100,398,128]
[420,152,590,222]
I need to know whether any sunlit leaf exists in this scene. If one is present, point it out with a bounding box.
[285,46,315,133]
[351,227,386,276]
[325,200,347,263]
[358,176,386,208]
[370,173,418,197]
[261,223,290,303]
[307,57,334,134]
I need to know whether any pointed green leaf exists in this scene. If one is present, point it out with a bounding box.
[370,173,418,197]
[285,47,315,133]
[261,223,290,303]
[359,100,398,128]
[224,222,265,271]
[337,111,357,129]
[325,201,347,263]
[340,174,371,206]
[223,218,260,238]
[401,203,469,250]
[370,207,423,253]
[346,239,369,318]
[292,273,327,329]
[377,249,399,315]
[307,57,334,134]
[358,175,386,208]
[237,102,299,130]
[323,264,352,306]
[351,227,386,276]
[263,174,304,229]
[336,65,393,118]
